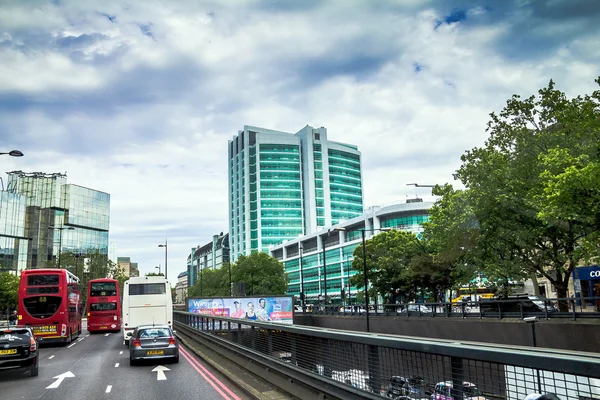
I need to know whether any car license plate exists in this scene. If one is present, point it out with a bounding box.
[0,349,17,355]
[147,350,164,355]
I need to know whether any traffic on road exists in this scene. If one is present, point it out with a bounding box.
[0,319,248,400]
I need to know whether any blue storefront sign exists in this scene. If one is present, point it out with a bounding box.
[573,265,600,281]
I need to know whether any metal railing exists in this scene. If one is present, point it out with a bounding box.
[174,310,600,400]
[298,296,600,320]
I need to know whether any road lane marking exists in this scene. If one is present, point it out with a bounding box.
[86,334,90,337]
[67,342,77,348]
[46,371,75,389]
[180,349,240,400]
[48,355,55,359]
[119,351,123,355]
[106,385,112,393]
[104,333,110,336]
[115,363,119,368]
[152,365,169,381]
[77,337,85,342]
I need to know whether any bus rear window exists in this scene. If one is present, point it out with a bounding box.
[23,296,62,318]
[129,283,166,295]
[90,302,118,311]
[27,275,60,286]
[90,282,117,297]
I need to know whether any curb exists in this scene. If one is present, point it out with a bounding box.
[175,330,264,400]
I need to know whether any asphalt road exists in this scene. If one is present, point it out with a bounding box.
[0,320,250,400]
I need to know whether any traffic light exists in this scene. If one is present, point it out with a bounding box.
[341,288,346,299]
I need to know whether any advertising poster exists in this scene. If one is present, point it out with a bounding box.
[188,296,294,325]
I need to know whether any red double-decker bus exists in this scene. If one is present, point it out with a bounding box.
[87,278,121,333]
[18,268,82,344]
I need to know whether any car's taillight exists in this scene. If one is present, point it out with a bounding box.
[30,337,37,351]
[133,338,141,347]
[169,337,175,345]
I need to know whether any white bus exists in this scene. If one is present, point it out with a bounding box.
[122,276,173,345]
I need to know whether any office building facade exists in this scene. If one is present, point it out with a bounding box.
[5,171,110,270]
[187,232,230,287]
[228,125,363,261]
[270,199,433,303]
[0,190,28,273]
[117,257,139,278]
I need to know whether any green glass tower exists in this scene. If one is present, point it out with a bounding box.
[228,125,363,261]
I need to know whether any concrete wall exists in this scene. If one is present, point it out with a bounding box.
[294,314,600,353]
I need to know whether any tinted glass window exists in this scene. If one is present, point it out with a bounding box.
[129,283,165,295]
[23,296,62,318]
[138,328,171,338]
[28,275,59,286]
[91,282,117,296]
[90,302,118,311]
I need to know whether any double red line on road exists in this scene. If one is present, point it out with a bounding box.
[179,346,242,400]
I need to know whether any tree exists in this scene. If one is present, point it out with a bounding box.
[455,78,600,309]
[231,252,288,296]
[0,272,19,313]
[145,272,164,277]
[350,230,423,304]
[188,268,229,297]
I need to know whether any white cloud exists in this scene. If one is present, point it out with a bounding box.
[1,0,598,278]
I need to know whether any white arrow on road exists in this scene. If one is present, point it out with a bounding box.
[152,365,170,381]
[46,371,75,389]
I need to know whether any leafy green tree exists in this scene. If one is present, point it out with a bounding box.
[455,78,600,308]
[350,230,423,304]
[59,249,117,305]
[188,267,229,297]
[0,272,19,313]
[145,272,164,277]
[231,252,288,296]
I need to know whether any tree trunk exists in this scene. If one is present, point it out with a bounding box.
[555,284,569,312]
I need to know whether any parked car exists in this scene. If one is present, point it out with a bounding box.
[480,295,558,314]
[432,381,485,400]
[386,375,430,399]
[128,324,179,366]
[397,304,433,314]
[0,326,39,377]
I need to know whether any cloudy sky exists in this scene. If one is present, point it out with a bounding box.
[1,0,599,280]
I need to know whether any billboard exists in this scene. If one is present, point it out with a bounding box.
[187,296,294,325]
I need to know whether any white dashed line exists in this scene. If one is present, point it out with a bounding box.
[67,342,77,349]
[119,351,123,355]
[115,363,119,368]
[78,337,85,342]
[106,385,112,393]
[48,355,55,359]
[86,334,90,337]
[104,333,110,337]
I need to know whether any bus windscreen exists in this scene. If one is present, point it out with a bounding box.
[90,282,117,296]
[129,283,165,295]
[23,296,62,318]
[27,275,60,286]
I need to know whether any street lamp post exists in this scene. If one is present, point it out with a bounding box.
[406,183,437,188]
[48,226,74,269]
[524,316,542,394]
[0,150,24,157]
[158,239,168,280]
[299,243,305,307]
[361,227,391,333]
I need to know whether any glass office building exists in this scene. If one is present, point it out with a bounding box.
[0,191,28,273]
[187,233,230,287]
[228,125,363,261]
[5,171,110,270]
[270,199,433,303]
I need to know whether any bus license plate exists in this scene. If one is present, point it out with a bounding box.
[147,350,164,356]
[34,326,57,335]
[100,326,107,329]
[0,349,17,355]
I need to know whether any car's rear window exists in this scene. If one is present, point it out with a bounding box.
[138,328,171,338]
[0,329,31,342]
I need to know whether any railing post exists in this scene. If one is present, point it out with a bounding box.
[451,356,464,400]
[367,344,381,395]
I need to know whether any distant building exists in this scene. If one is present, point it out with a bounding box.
[175,271,188,303]
[117,257,139,278]
[187,232,230,287]
[228,125,363,261]
[0,171,110,273]
[270,199,433,303]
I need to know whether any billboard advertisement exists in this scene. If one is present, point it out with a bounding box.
[187,296,294,325]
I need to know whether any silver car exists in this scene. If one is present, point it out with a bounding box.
[128,325,179,366]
